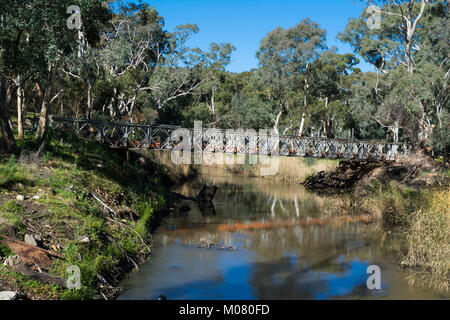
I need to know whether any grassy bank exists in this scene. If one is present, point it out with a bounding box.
[223,155,338,184]
[0,130,174,299]
[358,172,449,292]
[281,156,449,293]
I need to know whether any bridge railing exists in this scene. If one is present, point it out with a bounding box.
[51,117,411,160]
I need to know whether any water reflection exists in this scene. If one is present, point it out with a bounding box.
[118,167,446,300]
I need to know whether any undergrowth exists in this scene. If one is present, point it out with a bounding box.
[0,129,172,299]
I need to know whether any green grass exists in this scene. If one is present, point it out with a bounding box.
[369,181,422,225]
[0,156,18,186]
[0,243,14,259]
[302,157,318,167]
[0,130,173,299]
[0,265,62,299]
[403,189,449,292]
[364,179,449,292]
[0,199,25,232]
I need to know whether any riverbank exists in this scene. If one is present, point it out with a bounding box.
[220,155,338,184]
[303,156,449,293]
[0,131,183,300]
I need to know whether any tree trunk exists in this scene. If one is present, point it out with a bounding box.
[322,121,328,138]
[0,77,17,154]
[393,121,399,143]
[322,97,329,137]
[86,82,92,120]
[298,112,306,137]
[35,99,49,140]
[6,84,14,131]
[298,87,308,136]
[273,110,282,135]
[210,91,216,127]
[16,75,24,141]
[35,69,55,140]
[60,90,64,116]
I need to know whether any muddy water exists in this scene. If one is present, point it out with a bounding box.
[119,167,445,300]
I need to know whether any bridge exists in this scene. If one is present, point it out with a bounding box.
[52,117,410,160]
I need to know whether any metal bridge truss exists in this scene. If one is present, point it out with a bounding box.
[52,118,410,160]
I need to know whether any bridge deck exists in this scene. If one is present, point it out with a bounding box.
[52,117,410,160]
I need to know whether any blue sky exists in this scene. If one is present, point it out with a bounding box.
[140,0,375,73]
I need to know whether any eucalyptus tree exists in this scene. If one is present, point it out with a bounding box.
[194,42,236,126]
[256,19,327,135]
[0,1,17,152]
[339,0,448,150]
[62,0,111,120]
[308,51,361,138]
[339,0,432,73]
[27,0,84,140]
[99,2,171,121]
[0,0,41,149]
[99,3,214,123]
[146,24,209,112]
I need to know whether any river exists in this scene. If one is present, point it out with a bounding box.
[118,167,445,300]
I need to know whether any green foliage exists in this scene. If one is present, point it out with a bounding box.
[429,110,450,158]
[0,156,17,186]
[0,130,171,299]
[0,243,14,258]
[3,199,24,213]
[339,0,449,149]
[133,202,153,237]
[0,199,25,231]
[303,157,317,167]
[0,0,448,160]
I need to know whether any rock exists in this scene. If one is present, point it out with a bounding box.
[0,291,19,300]
[78,236,90,244]
[4,255,23,267]
[16,195,25,201]
[24,234,43,247]
[32,195,41,200]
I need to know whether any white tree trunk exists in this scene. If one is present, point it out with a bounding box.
[16,74,24,140]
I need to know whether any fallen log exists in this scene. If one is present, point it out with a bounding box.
[10,264,67,288]
[1,240,52,269]
[0,234,63,258]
